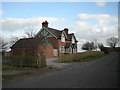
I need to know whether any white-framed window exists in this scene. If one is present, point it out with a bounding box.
[60,46,65,53]
[66,48,69,53]
[72,36,75,43]
[68,47,72,53]
[61,33,65,42]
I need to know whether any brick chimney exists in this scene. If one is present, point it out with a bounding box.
[64,28,68,34]
[42,21,48,28]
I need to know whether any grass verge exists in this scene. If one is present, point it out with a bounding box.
[2,66,32,71]
[80,54,106,62]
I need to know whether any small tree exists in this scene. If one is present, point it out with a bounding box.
[98,43,108,53]
[81,42,96,51]
[0,37,9,56]
[106,37,119,48]
[98,43,104,51]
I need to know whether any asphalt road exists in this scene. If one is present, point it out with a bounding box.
[3,53,119,88]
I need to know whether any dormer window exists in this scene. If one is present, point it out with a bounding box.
[72,36,75,43]
[61,33,65,42]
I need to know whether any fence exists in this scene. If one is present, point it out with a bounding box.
[2,55,46,68]
[59,51,104,62]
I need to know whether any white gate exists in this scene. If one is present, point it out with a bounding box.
[53,49,58,57]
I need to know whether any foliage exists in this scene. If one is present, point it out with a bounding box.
[98,43,108,54]
[59,51,104,63]
[106,37,119,48]
[81,42,97,51]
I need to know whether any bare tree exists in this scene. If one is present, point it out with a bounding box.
[25,29,37,38]
[0,37,9,55]
[106,37,119,48]
[81,41,96,51]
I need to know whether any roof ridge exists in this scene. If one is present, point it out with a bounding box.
[48,27,63,32]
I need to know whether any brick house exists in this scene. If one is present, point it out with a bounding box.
[11,21,78,58]
[10,36,54,58]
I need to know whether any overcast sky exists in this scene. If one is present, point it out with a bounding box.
[0,1,119,52]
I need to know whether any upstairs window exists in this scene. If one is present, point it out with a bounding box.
[72,36,75,43]
[61,33,65,42]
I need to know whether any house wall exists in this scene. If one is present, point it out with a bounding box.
[48,37,59,49]
[11,48,36,56]
[37,45,54,59]
[11,45,54,59]
[11,48,22,56]
[58,39,71,55]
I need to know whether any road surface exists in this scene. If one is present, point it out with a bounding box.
[3,53,119,88]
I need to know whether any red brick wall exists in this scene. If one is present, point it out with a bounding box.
[48,37,59,49]
[37,45,53,59]
[11,48,22,56]
[58,39,71,55]
[11,48,36,56]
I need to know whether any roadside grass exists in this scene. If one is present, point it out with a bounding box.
[2,66,32,71]
[2,66,35,83]
[80,54,106,62]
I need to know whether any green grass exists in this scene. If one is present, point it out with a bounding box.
[80,54,105,62]
[2,66,32,71]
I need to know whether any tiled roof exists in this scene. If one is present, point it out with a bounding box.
[11,37,45,49]
[67,33,73,41]
[47,27,77,41]
[47,27,62,39]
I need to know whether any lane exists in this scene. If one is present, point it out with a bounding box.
[3,53,119,88]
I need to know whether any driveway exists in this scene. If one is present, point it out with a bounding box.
[46,57,75,69]
[3,53,119,88]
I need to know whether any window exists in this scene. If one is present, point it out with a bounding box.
[60,46,65,53]
[61,33,65,42]
[66,48,69,53]
[68,47,72,53]
[72,36,75,43]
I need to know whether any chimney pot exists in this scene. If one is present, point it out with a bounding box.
[64,28,69,34]
[42,21,48,28]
